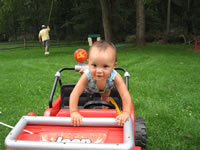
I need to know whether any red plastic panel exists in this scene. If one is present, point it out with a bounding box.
[17,125,123,144]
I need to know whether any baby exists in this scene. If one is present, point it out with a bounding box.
[69,40,131,126]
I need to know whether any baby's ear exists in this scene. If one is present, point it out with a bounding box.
[114,62,117,67]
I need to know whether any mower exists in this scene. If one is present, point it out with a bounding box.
[5,49,147,150]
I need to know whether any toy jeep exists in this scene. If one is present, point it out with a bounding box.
[5,51,147,150]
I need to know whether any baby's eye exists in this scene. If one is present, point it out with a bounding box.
[92,64,96,67]
[104,65,109,68]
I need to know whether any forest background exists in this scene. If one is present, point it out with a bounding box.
[0,0,200,45]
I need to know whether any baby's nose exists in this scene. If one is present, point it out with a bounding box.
[96,67,103,72]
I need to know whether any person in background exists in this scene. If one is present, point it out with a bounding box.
[39,25,50,55]
[69,40,131,127]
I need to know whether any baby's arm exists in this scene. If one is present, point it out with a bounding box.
[69,74,88,126]
[115,73,131,126]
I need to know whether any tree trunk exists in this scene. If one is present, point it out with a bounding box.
[166,0,171,33]
[136,0,145,46]
[100,0,113,42]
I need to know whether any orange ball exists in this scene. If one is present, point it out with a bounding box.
[74,49,88,63]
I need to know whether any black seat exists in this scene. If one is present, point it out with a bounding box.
[60,84,122,110]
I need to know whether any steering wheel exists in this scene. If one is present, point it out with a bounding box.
[83,100,115,109]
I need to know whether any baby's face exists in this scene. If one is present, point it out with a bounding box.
[88,47,116,81]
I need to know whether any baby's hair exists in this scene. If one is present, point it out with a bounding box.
[89,40,117,62]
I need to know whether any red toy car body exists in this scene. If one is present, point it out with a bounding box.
[5,66,146,150]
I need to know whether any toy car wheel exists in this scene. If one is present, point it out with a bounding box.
[135,117,147,150]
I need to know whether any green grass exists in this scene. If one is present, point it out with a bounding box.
[0,43,200,150]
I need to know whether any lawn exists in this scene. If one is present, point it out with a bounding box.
[0,43,199,150]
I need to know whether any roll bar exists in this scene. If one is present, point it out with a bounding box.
[49,65,130,108]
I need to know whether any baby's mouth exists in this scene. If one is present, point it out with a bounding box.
[96,75,103,78]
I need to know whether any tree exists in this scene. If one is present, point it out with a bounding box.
[136,0,145,46]
[166,0,171,33]
[99,0,113,42]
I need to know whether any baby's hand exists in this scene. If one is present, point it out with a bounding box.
[70,112,83,126]
[116,112,130,126]
[79,66,88,75]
